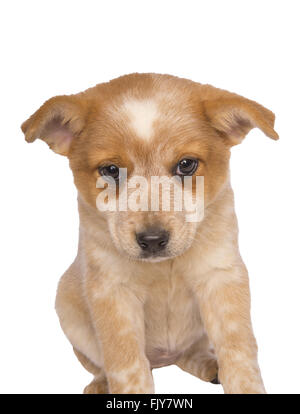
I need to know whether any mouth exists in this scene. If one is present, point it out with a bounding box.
[138,253,171,263]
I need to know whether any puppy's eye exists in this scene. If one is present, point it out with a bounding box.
[98,164,119,180]
[175,158,198,176]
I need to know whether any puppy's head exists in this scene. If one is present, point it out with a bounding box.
[22,74,278,261]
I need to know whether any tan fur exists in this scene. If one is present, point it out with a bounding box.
[21,73,278,394]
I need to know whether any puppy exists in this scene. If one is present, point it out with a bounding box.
[22,73,278,394]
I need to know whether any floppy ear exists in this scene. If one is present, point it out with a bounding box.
[21,94,87,156]
[202,88,279,145]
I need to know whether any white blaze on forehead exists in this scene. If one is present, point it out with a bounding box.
[123,98,158,141]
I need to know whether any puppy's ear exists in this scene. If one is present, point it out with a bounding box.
[21,94,87,156]
[202,87,279,145]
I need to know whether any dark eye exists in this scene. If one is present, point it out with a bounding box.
[175,158,198,176]
[98,164,119,180]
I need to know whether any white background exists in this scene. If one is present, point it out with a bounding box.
[0,0,299,394]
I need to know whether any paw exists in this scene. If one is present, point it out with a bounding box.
[210,374,220,384]
[84,377,109,394]
[200,357,219,383]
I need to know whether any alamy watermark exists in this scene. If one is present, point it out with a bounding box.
[96,168,204,222]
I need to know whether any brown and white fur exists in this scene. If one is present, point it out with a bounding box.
[21,73,278,394]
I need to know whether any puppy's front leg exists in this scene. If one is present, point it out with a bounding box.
[196,267,265,394]
[86,281,154,394]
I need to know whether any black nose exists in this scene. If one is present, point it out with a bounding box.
[136,228,169,254]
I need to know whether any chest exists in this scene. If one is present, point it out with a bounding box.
[143,272,203,367]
